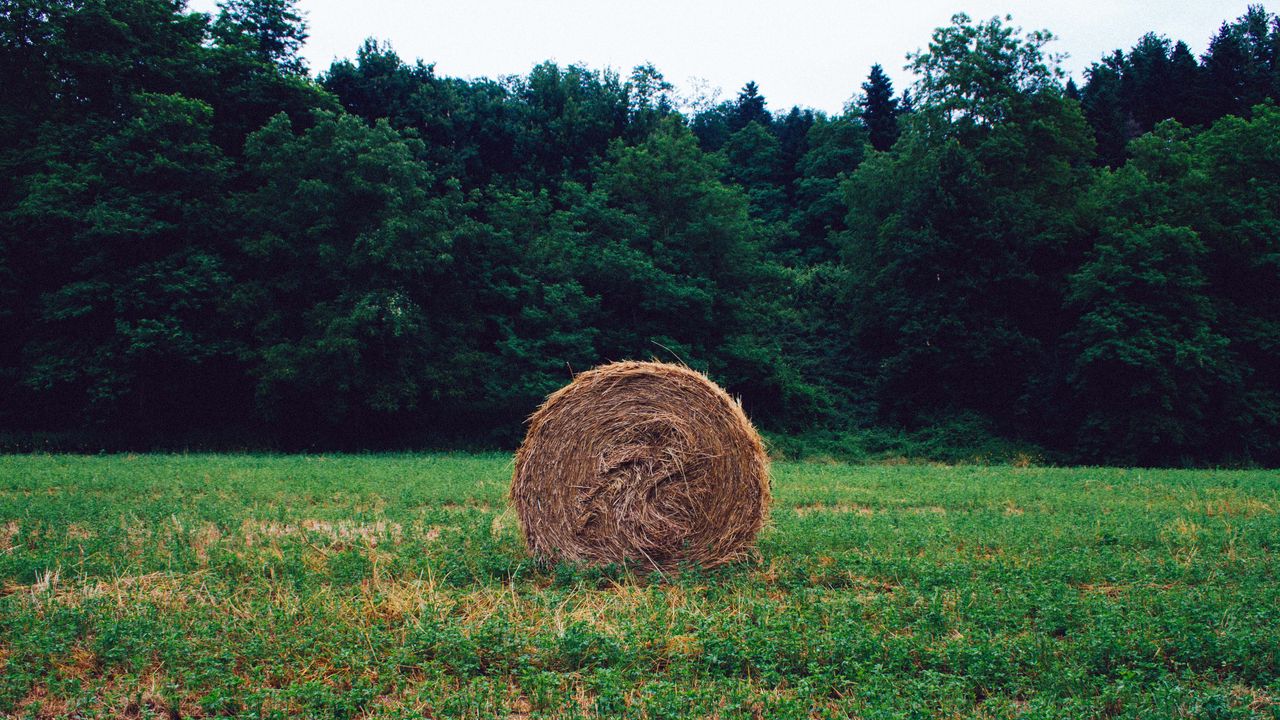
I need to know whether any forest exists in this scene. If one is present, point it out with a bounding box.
[1,0,1278,465]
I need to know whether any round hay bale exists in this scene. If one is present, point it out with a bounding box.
[511,360,770,570]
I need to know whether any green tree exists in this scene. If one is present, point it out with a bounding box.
[845,13,1094,432]
[908,13,1063,131]
[1063,110,1280,463]
[624,62,675,139]
[203,0,333,153]
[1080,52,1132,166]
[774,106,816,195]
[322,43,530,188]
[1168,40,1209,126]
[1065,221,1233,464]
[720,121,786,224]
[321,40,467,174]
[728,81,772,132]
[690,99,734,151]
[789,113,867,262]
[1203,6,1277,119]
[859,64,901,151]
[212,0,308,75]
[518,119,813,423]
[469,187,602,423]
[7,93,235,433]
[1169,107,1280,459]
[1123,33,1175,130]
[227,111,476,437]
[507,62,629,188]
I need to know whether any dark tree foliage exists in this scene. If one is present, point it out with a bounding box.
[8,93,237,434]
[729,81,773,132]
[1080,53,1131,167]
[689,99,733,151]
[1168,40,1208,125]
[2,2,1279,463]
[1080,35,1208,165]
[774,107,816,195]
[1203,5,1278,119]
[1080,5,1280,166]
[788,113,867,262]
[1047,102,1280,465]
[625,62,676,139]
[212,0,308,75]
[506,62,629,188]
[321,40,479,178]
[226,111,477,438]
[846,14,1095,435]
[859,64,902,151]
[721,121,786,223]
[691,81,775,153]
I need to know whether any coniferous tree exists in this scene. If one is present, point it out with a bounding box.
[1124,33,1174,130]
[774,106,816,194]
[1081,52,1133,166]
[859,64,901,151]
[1202,6,1279,119]
[1168,40,1208,126]
[728,81,772,132]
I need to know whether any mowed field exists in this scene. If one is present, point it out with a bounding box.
[0,455,1277,719]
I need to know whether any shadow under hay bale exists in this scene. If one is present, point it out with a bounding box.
[511,361,770,571]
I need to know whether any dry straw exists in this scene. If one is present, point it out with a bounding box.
[511,360,770,571]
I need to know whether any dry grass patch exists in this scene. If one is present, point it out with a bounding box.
[793,503,875,517]
[0,520,19,552]
[1191,491,1276,518]
[238,518,405,548]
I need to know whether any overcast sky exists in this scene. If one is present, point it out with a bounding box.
[186,0,1259,114]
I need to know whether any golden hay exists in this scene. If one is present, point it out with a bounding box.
[511,361,770,570]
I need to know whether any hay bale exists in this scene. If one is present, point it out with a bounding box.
[511,361,770,570]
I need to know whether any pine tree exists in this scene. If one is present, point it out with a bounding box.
[728,81,771,132]
[1200,6,1279,121]
[859,64,901,151]
[1081,52,1132,166]
[1124,33,1174,131]
[1169,41,1208,126]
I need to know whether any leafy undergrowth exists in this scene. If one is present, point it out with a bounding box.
[0,454,1277,719]
[761,414,1044,465]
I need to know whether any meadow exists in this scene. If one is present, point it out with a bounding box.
[0,454,1277,719]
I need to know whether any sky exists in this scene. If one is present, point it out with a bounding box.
[186,0,1261,114]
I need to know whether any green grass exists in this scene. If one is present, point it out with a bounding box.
[0,454,1277,719]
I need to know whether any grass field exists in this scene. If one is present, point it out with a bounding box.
[0,455,1277,719]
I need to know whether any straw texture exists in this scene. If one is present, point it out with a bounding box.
[511,361,770,570]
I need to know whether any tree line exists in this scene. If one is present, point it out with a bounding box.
[2,0,1278,464]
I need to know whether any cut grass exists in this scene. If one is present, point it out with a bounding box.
[0,454,1277,718]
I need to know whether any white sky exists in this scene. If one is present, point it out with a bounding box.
[186,0,1259,114]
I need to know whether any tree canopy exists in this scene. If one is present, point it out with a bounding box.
[2,1,1278,464]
